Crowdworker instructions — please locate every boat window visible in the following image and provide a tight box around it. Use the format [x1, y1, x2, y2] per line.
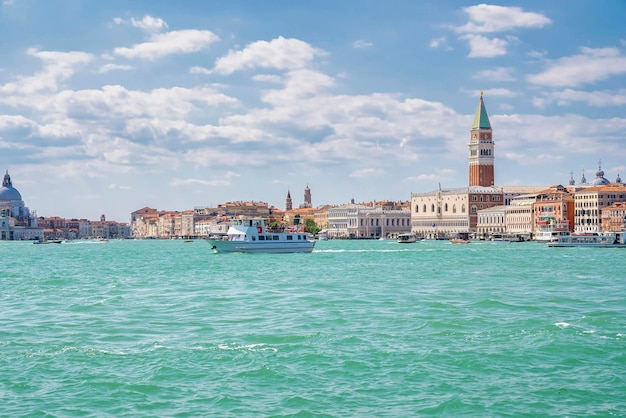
[273, 235, 279, 240]
[287, 235, 293, 240]
[259, 235, 265, 241]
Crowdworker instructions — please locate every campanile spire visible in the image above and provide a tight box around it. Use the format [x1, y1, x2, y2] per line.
[468, 93, 494, 187]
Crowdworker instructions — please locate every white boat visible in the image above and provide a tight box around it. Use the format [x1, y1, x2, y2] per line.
[397, 232, 418, 244]
[534, 229, 570, 242]
[450, 238, 470, 244]
[547, 232, 626, 248]
[207, 217, 316, 253]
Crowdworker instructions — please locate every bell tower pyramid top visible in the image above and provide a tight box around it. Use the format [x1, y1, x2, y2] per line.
[472, 91, 492, 130]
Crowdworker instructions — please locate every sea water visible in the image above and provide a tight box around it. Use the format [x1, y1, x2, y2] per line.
[1, 239, 625, 417]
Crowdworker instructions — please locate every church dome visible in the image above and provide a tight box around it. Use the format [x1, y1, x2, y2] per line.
[590, 161, 610, 186]
[0, 171, 22, 201]
[0, 187, 21, 201]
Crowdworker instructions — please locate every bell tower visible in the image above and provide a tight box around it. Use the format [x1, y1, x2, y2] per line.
[468, 92, 494, 187]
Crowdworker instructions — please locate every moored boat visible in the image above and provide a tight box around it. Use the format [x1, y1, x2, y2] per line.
[207, 217, 316, 253]
[547, 232, 626, 248]
[397, 232, 418, 244]
[450, 238, 470, 244]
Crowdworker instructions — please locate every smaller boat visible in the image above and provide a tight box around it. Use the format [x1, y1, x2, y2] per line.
[547, 232, 626, 248]
[397, 232, 418, 244]
[33, 238, 63, 244]
[450, 238, 470, 244]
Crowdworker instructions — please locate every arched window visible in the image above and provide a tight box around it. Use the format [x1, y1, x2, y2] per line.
[453, 204, 457, 213]
[423, 204, 427, 213]
[462, 204, 466, 213]
[445, 203, 448, 212]
[415, 205, 419, 213]
[431, 204, 435, 212]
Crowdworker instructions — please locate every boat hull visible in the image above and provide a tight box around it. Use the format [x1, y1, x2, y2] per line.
[207, 240, 315, 253]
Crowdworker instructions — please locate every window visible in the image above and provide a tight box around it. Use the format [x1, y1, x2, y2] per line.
[287, 235, 293, 240]
[431, 204, 435, 212]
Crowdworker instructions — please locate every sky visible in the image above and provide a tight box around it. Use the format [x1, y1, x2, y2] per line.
[1, 1, 626, 222]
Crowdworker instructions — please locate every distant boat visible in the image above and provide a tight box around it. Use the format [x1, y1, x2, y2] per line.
[33, 238, 63, 244]
[397, 233, 418, 244]
[450, 238, 470, 244]
[207, 217, 316, 253]
[547, 232, 626, 248]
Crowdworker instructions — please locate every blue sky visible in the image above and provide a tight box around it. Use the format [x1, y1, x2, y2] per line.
[1, 1, 625, 221]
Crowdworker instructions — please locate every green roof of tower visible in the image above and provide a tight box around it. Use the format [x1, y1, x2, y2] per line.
[472, 93, 491, 130]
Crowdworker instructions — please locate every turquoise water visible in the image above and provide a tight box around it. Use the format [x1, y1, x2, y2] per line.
[1, 239, 625, 416]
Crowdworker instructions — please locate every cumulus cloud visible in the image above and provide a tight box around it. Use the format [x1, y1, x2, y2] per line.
[349, 168, 385, 178]
[131, 16, 168, 33]
[449, 4, 550, 58]
[212, 36, 326, 75]
[98, 63, 133, 73]
[114, 29, 219, 60]
[0, 49, 93, 94]
[538, 89, 626, 107]
[454, 4, 551, 34]
[352, 40, 373, 49]
[527, 47, 626, 87]
[170, 177, 231, 187]
[460, 34, 509, 58]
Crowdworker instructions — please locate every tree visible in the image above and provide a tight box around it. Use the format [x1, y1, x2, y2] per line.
[304, 218, 320, 235]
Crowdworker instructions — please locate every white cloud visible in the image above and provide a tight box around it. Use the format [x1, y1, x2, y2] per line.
[352, 40, 373, 49]
[454, 4, 551, 34]
[527, 47, 626, 87]
[350, 168, 385, 178]
[108, 183, 132, 190]
[474, 67, 516, 82]
[212, 36, 326, 75]
[189, 66, 212, 75]
[429, 37, 451, 50]
[170, 177, 231, 187]
[131, 16, 168, 33]
[0, 49, 93, 94]
[449, 5, 550, 58]
[252, 74, 283, 84]
[540, 89, 626, 107]
[461, 34, 508, 58]
[98, 63, 133, 73]
[114, 29, 219, 60]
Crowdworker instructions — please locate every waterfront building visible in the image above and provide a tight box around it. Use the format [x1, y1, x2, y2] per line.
[476, 205, 506, 237]
[0, 170, 43, 240]
[574, 183, 626, 233]
[313, 205, 333, 230]
[533, 185, 575, 235]
[218, 201, 271, 217]
[505, 195, 535, 238]
[601, 202, 626, 232]
[327, 203, 410, 239]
